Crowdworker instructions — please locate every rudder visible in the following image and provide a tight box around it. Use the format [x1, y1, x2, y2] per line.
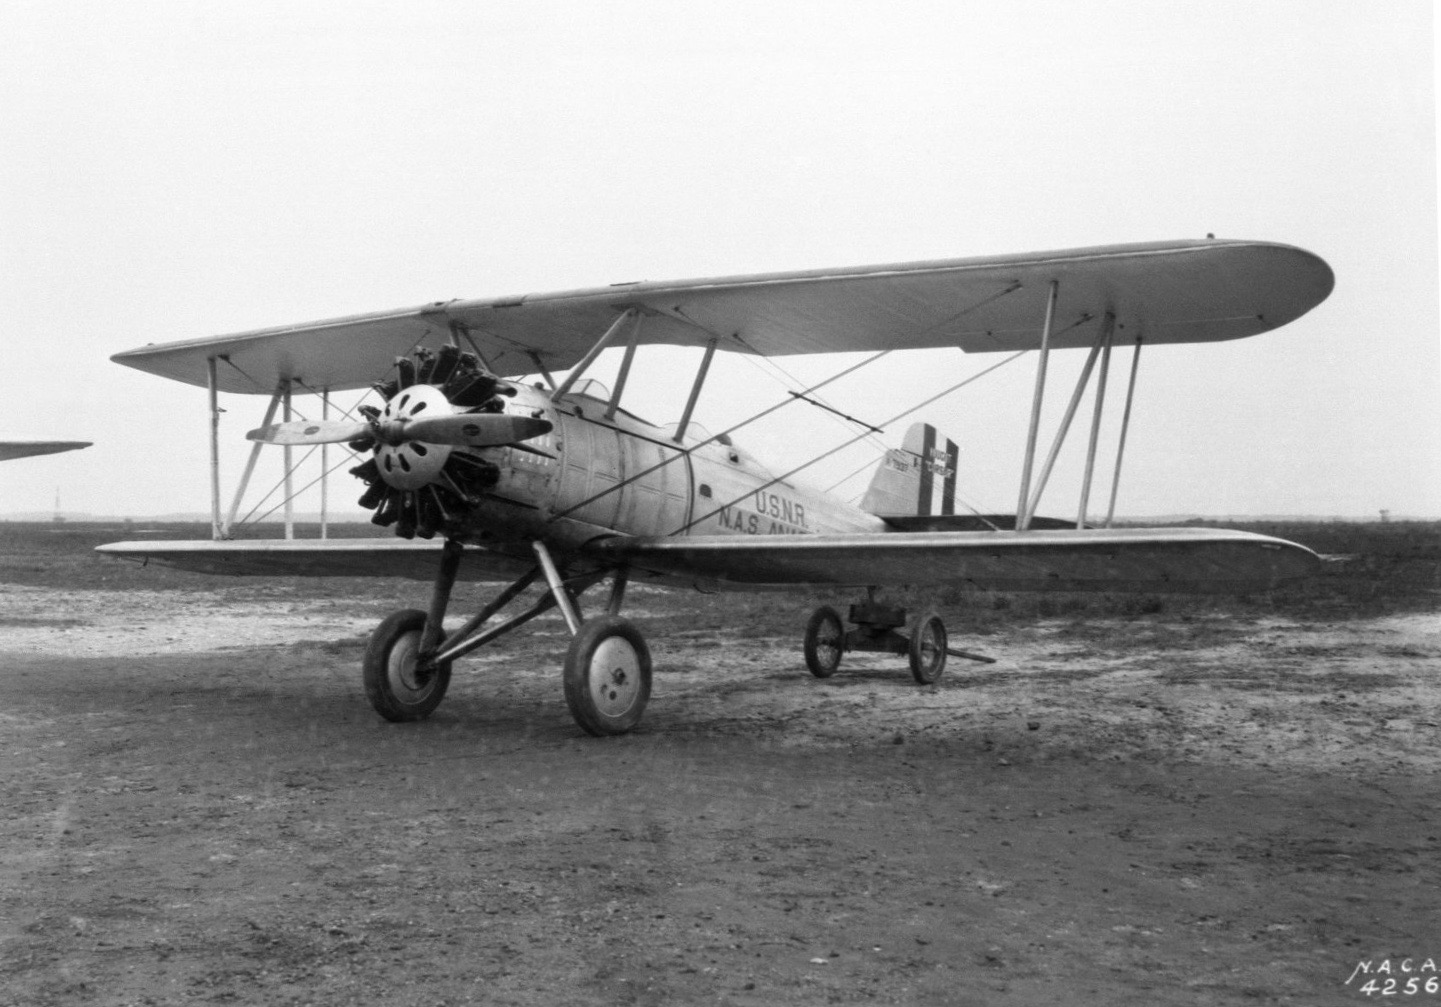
[860, 422, 959, 517]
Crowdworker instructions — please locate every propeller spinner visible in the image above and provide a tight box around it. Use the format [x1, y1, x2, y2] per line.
[370, 383, 457, 491]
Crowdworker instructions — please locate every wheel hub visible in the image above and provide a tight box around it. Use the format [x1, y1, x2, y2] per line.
[590, 637, 642, 716]
[387, 630, 436, 701]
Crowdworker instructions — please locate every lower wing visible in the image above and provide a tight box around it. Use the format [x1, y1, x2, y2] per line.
[96, 526, 1318, 593]
[587, 527, 1320, 593]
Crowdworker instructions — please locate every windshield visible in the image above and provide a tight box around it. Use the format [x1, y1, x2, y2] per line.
[568, 378, 611, 401]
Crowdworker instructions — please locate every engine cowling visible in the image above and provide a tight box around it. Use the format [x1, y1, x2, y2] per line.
[349, 345, 513, 539]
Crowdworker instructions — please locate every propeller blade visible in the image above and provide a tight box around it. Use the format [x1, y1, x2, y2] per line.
[403, 414, 553, 447]
[246, 420, 371, 445]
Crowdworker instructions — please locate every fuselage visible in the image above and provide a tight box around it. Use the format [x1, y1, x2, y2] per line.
[453, 382, 884, 556]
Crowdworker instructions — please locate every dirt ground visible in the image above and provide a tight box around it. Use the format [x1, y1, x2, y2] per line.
[2, 524, 1440, 1005]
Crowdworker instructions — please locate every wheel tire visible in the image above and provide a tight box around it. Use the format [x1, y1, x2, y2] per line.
[803, 605, 844, 678]
[908, 610, 948, 685]
[563, 615, 652, 737]
[362, 609, 452, 722]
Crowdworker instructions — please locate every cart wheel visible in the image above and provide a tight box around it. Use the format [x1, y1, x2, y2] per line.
[363, 608, 452, 721]
[908, 610, 947, 685]
[803, 606, 844, 678]
[563, 615, 652, 736]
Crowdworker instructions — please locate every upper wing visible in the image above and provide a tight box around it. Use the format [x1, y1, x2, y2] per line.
[95, 538, 534, 581]
[0, 439, 91, 461]
[585, 526, 1320, 593]
[111, 238, 1333, 394]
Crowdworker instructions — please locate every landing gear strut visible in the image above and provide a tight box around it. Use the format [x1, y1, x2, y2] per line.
[361, 538, 647, 736]
[802, 591, 995, 683]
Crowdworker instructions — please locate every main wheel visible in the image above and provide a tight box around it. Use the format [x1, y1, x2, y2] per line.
[803, 605, 844, 678]
[908, 610, 948, 685]
[563, 615, 652, 737]
[362, 609, 452, 721]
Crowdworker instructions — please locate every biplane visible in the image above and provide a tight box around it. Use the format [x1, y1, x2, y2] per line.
[0, 439, 91, 461]
[99, 238, 1333, 736]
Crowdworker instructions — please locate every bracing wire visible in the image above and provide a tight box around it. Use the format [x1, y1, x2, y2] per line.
[230, 384, 375, 530]
[548, 349, 892, 522]
[676, 350, 1027, 535]
[237, 442, 367, 528]
[736, 352, 891, 454]
[823, 453, 886, 495]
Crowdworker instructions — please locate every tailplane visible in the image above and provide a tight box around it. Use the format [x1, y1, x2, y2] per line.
[861, 422, 959, 518]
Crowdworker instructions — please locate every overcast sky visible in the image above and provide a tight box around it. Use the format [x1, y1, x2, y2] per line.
[1, 1, 1436, 522]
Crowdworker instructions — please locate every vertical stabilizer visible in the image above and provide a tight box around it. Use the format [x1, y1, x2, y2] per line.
[860, 422, 959, 517]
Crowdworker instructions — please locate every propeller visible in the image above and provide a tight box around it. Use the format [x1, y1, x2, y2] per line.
[397, 414, 551, 447]
[243, 344, 543, 540]
[246, 420, 368, 445]
[247, 413, 551, 448]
